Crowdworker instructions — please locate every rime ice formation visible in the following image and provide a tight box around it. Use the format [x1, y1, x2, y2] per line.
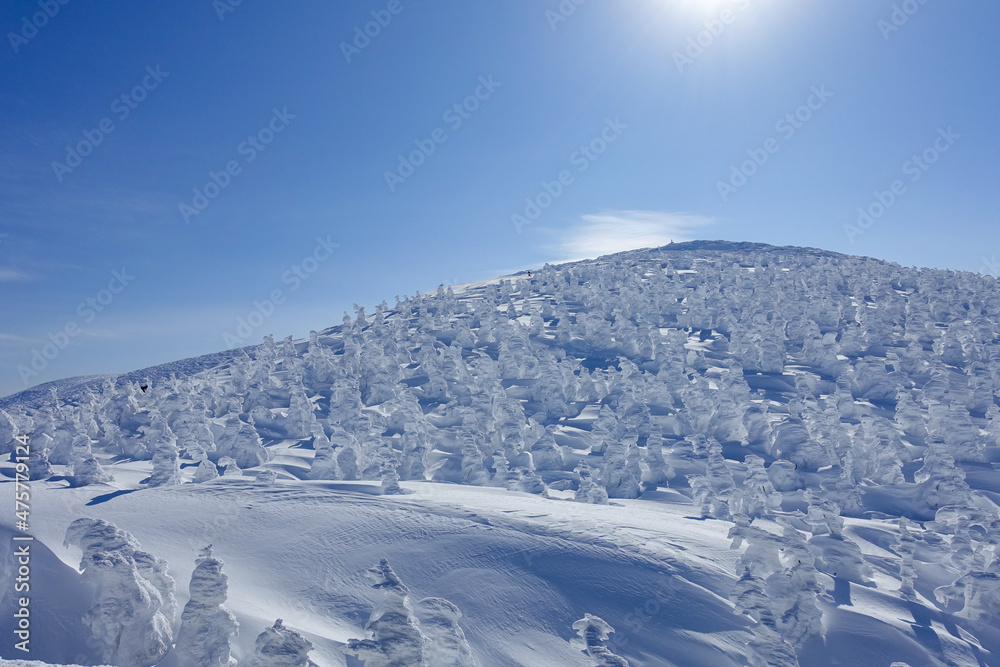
[249, 619, 313, 667]
[174, 546, 239, 667]
[412, 597, 478, 667]
[572, 614, 630, 667]
[343, 558, 476, 666]
[345, 558, 429, 666]
[5, 241, 1000, 666]
[63, 518, 174, 667]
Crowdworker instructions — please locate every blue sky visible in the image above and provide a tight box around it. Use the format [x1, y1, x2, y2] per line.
[1, 0, 997, 397]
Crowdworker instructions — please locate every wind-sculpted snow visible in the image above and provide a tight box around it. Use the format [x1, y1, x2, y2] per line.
[62, 519, 175, 666]
[174, 546, 239, 667]
[3, 241, 1000, 665]
[345, 557, 476, 667]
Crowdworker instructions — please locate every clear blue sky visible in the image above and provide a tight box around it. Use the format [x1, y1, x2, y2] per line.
[1, 0, 997, 397]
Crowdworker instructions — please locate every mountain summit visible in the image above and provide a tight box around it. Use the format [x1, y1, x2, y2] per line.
[3, 242, 999, 666]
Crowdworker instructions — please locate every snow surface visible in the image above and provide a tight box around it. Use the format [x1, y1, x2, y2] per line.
[2, 241, 1000, 666]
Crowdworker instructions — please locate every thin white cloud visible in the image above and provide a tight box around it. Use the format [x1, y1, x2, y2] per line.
[0, 333, 36, 343]
[549, 210, 714, 262]
[0, 268, 29, 281]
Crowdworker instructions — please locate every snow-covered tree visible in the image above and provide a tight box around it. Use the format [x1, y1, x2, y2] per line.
[193, 458, 220, 483]
[0, 408, 19, 455]
[174, 546, 239, 667]
[771, 522, 823, 647]
[249, 619, 314, 667]
[412, 597, 478, 667]
[641, 425, 671, 491]
[148, 427, 182, 487]
[345, 558, 428, 666]
[27, 443, 53, 481]
[601, 435, 642, 500]
[731, 567, 800, 667]
[894, 517, 918, 599]
[935, 572, 1000, 623]
[575, 461, 609, 504]
[63, 518, 174, 667]
[914, 436, 973, 510]
[307, 424, 341, 481]
[380, 453, 405, 495]
[734, 455, 780, 518]
[571, 614, 629, 667]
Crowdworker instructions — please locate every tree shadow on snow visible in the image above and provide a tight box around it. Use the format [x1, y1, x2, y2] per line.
[86, 488, 137, 505]
[903, 601, 945, 656]
[831, 577, 853, 606]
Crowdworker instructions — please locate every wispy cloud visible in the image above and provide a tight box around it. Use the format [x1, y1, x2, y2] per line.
[0, 268, 29, 281]
[0, 333, 36, 343]
[547, 210, 714, 262]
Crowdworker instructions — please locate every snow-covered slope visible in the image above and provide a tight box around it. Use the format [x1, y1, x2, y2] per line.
[2, 241, 999, 666]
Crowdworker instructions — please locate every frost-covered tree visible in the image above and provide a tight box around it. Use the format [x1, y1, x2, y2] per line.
[174, 546, 239, 667]
[641, 425, 671, 490]
[345, 558, 428, 666]
[307, 424, 340, 481]
[894, 517, 918, 599]
[771, 522, 823, 647]
[529, 425, 564, 472]
[171, 408, 216, 462]
[284, 386, 317, 439]
[413, 597, 478, 667]
[517, 467, 548, 496]
[218, 456, 241, 477]
[214, 414, 270, 471]
[734, 455, 780, 519]
[571, 614, 629, 667]
[601, 435, 642, 500]
[380, 453, 405, 495]
[914, 436, 973, 510]
[935, 571, 1000, 623]
[73, 453, 114, 486]
[731, 567, 800, 667]
[148, 426, 182, 488]
[250, 619, 314, 667]
[687, 474, 717, 519]
[80, 551, 173, 667]
[70, 432, 113, 486]
[461, 438, 490, 486]
[27, 443, 53, 481]
[399, 420, 430, 481]
[575, 461, 610, 504]
[64, 518, 174, 667]
[0, 408, 19, 455]
[704, 438, 736, 519]
[193, 458, 220, 483]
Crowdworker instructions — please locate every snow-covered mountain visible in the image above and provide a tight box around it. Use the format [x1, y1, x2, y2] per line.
[2, 240, 999, 667]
